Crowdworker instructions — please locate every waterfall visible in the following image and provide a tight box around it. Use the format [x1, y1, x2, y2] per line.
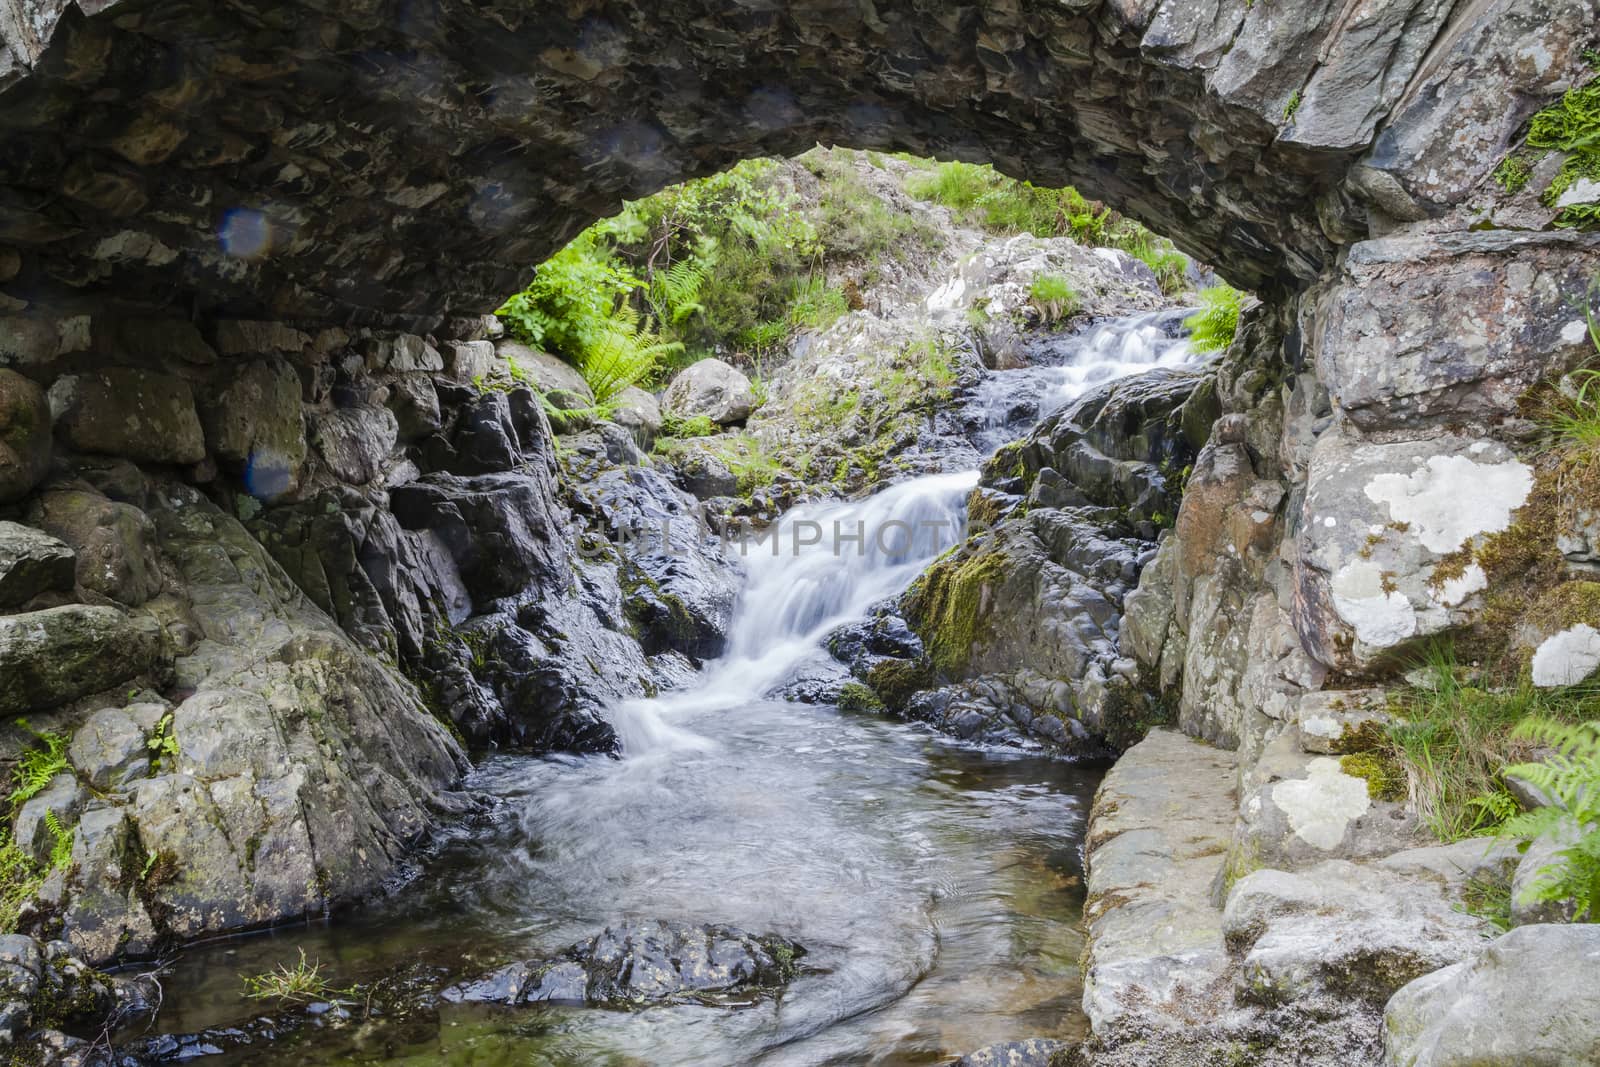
[611, 310, 1200, 752]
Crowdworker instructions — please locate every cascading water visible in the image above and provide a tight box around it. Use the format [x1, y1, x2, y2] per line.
[139, 311, 1203, 1067]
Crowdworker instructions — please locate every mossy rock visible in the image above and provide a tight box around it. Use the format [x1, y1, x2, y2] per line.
[901, 547, 1010, 677]
[863, 657, 932, 711]
[836, 683, 886, 715]
[1339, 751, 1406, 802]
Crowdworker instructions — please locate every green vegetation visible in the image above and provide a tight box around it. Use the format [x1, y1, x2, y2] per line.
[498, 151, 937, 402]
[1458, 870, 1516, 932]
[836, 683, 886, 715]
[2, 723, 79, 933]
[242, 948, 358, 1004]
[1493, 63, 1600, 228]
[1281, 90, 1302, 123]
[902, 548, 1010, 676]
[7, 723, 68, 805]
[1496, 719, 1600, 922]
[1028, 274, 1080, 325]
[1376, 643, 1599, 842]
[904, 160, 1191, 294]
[1184, 283, 1245, 354]
[659, 412, 718, 440]
[147, 714, 179, 771]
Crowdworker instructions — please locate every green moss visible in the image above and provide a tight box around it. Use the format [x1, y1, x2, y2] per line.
[1493, 71, 1600, 227]
[1281, 89, 1302, 123]
[863, 657, 933, 711]
[902, 548, 1010, 676]
[1340, 751, 1407, 802]
[836, 683, 886, 715]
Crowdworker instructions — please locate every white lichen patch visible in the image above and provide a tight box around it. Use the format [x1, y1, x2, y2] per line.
[1434, 563, 1487, 607]
[1562, 318, 1593, 345]
[1531, 624, 1600, 688]
[1331, 559, 1415, 647]
[1272, 758, 1371, 850]
[1364, 454, 1533, 554]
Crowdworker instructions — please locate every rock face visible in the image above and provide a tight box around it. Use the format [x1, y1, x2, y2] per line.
[441, 921, 803, 1008]
[662, 359, 758, 425]
[881, 362, 1209, 753]
[0, 521, 74, 608]
[1384, 925, 1600, 1067]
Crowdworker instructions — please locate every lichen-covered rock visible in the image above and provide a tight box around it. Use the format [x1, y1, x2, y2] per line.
[1230, 731, 1422, 871]
[57, 483, 468, 963]
[1317, 234, 1600, 432]
[662, 359, 757, 426]
[201, 357, 306, 498]
[1383, 924, 1600, 1067]
[53, 368, 206, 466]
[1295, 428, 1534, 675]
[950, 1039, 1068, 1067]
[0, 368, 51, 503]
[1223, 860, 1488, 1008]
[0, 604, 161, 716]
[29, 488, 164, 607]
[1080, 729, 1237, 1034]
[0, 935, 115, 1045]
[0, 520, 74, 609]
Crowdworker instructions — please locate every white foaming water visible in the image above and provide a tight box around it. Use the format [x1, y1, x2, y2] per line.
[613, 308, 1201, 754]
[969, 308, 1196, 448]
[610, 469, 977, 750]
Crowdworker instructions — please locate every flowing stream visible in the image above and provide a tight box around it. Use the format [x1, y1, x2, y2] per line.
[139, 312, 1198, 1066]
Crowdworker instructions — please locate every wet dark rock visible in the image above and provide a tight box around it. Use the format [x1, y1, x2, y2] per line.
[390, 473, 568, 607]
[0, 520, 75, 609]
[442, 921, 805, 1008]
[53, 370, 206, 467]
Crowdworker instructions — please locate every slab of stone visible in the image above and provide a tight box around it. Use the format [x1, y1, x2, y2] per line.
[0, 604, 160, 716]
[1384, 924, 1600, 1067]
[0, 521, 74, 608]
[1295, 688, 1391, 754]
[1080, 728, 1237, 1032]
[53, 367, 206, 465]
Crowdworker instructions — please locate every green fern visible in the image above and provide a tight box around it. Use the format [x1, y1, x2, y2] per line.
[1184, 284, 1245, 354]
[1497, 718, 1600, 921]
[8, 723, 70, 806]
[650, 255, 714, 326]
[44, 810, 74, 871]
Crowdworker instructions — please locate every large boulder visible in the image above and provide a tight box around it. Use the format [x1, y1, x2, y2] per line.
[52, 368, 206, 465]
[0, 369, 51, 503]
[56, 484, 468, 963]
[29, 489, 164, 607]
[610, 385, 662, 449]
[0, 605, 161, 716]
[201, 357, 306, 498]
[1384, 924, 1600, 1067]
[0, 521, 74, 609]
[662, 358, 757, 425]
[495, 340, 593, 408]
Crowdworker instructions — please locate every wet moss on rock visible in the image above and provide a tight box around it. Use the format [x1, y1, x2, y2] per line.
[836, 683, 886, 715]
[901, 547, 1010, 677]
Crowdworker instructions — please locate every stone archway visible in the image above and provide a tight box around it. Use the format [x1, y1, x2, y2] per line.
[1, 0, 1599, 1023]
[0, 0, 1586, 331]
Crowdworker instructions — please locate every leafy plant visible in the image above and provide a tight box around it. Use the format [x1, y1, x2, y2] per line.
[147, 714, 179, 771]
[44, 810, 73, 871]
[659, 412, 718, 440]
[1184, 284, 1245, 353]
[1495, 718, 1600, 921]
[242, 948, 358, 1004]
[8, 722, 69, 805]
